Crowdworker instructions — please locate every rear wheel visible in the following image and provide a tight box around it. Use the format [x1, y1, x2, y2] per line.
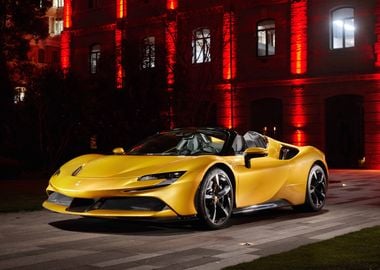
[196, 168, 234, 229]
[294, 164, 327, 212]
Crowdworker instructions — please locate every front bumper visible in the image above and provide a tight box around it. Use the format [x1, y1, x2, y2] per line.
[43, 200, 179, 219]
[43, 192, 179, 218]
[43, 171, 203, 218]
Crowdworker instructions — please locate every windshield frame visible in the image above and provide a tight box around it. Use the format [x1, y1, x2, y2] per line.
[126, 128, 234, 156]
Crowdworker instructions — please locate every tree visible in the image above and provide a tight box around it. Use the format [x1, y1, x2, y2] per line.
[0, 0, 49, 158]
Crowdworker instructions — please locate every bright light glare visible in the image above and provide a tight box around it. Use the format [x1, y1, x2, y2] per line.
[333, 20, 355, 31]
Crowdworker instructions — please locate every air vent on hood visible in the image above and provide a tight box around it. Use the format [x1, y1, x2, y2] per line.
[72, 166, 83, 176]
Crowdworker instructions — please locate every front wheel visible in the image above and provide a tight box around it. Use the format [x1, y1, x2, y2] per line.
[196, 168, 234, 229]
[294, 164, 327, 212]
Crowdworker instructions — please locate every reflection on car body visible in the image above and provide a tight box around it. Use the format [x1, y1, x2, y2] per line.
[43, 127, 328, 229]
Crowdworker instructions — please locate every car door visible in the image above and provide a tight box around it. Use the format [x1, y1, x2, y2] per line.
[235, 155, 290, 208]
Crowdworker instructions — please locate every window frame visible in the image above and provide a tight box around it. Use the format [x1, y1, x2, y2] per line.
[331, 7, 355, 50]
[256, 19, 276, 57]
[89, 44, 101, 74]
[14, 87, 27, 104]
[192, 27, 211, 64]
[54, 19, 63, 35]
[53, 0, 64, 8]
[141, 36, 156, 69]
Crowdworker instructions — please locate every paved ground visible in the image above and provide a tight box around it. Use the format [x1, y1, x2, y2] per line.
[0, 170, 380, 270]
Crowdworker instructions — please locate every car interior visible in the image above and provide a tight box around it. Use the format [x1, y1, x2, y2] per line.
[232, 131, 299, 160]
[232, 131, 268, 154]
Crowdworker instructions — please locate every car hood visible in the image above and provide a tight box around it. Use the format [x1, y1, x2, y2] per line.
[50, 154, 217, 194]
[62, 155, 204, 178]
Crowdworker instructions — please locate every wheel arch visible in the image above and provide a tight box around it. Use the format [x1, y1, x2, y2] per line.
[193, 162, 237, 212]
[193, 162, 236, 229]
[208, 163, 237, 208]
[313, 160, 329, 180]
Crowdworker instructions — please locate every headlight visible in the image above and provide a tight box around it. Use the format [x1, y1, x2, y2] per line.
[138, 171, 186, 185]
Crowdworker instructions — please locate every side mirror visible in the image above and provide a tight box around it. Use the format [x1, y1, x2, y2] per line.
[244, 147, 268, 168]
[113, 147, 125, 155]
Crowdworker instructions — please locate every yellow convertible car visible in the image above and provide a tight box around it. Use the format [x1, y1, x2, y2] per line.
[43, 127, 328, 229]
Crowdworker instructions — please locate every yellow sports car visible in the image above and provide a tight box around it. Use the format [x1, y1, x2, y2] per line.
[43, 127, 328, 229]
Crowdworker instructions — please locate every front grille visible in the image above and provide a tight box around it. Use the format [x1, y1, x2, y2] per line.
[68, 198, 96, 212]
[47, 192, 73, 206]
[98, 197, 166, 211]
[49, 193, 167, 213]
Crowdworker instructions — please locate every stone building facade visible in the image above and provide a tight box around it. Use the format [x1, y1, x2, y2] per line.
[60, 0, 380, 169]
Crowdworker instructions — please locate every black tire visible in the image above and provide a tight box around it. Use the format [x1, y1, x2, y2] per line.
[196, 168, 234, 229]
[294, 164, 327, 212]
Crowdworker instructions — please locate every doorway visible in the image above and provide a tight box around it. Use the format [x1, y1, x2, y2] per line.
[325, 95, 364, 168]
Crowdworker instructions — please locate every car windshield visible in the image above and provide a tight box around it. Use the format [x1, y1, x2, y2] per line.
[127, 129, 228, 156]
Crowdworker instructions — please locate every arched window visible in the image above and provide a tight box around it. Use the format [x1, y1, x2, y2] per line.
[257, 20, 275, 56]
[192, 28, 211, 64]
[331, 8, 355, 49]
[89, 44, 101, 74]
[141, 36, 156, 69]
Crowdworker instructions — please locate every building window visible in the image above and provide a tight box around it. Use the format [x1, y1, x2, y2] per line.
[89, 44, 101, 74]
[14, 87, 27, 104]
[54, 19, 63, 35]
[38, 49, 45, 63]
[49, 17, 63, 36]
[257, 20, 275, 56]
[141, 36, 155, 69]
[192, 28, 211, 64]
[53, 0, 64, 8]
[331, 8, 355, 49]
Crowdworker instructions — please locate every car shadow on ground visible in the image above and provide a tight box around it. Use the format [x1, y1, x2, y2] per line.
[48, 207, 329, 235]
[49, 217, 198, 236]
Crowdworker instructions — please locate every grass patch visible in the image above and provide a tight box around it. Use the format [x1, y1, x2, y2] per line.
[0, 179, 47, 212]
[225, 226, 380, 270]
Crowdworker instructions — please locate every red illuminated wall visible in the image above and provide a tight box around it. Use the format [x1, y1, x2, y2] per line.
[375, 3, 380, 68]
[220, 11, 237, 129]
[61, 0, 72, 72]
[291, 86, 307, 145]
[115, 0, 126, 89]
[166, 21, 177, 87]
[116, 0, 127, 19]
[63, 0, 72, 28]
[223, 12, 236, 81]
[219, 84, 233, 129]
[290, 0, 307, 75]
[167, 0, 178, 10]
[115, 29, 123, 89]
[60, 31, 71, 71]
[289, 0, 307, 144]
[165, 0, 178, 128]
[64, 0, 380, 169]
[371, 2, 380, 168]
[365, 86, 380, 169]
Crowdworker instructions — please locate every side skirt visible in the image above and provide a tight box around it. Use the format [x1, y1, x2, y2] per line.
[233, 199, 290, 215]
